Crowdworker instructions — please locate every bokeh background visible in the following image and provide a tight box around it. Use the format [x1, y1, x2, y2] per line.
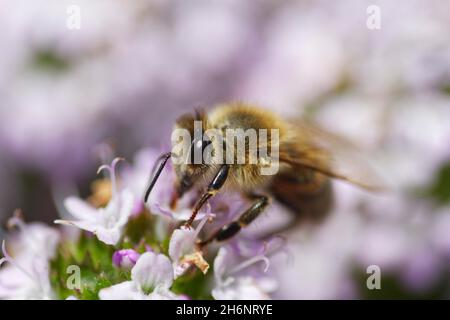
[1, 0, 450, 299]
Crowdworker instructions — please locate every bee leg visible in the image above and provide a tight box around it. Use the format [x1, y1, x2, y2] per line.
[185, 165, 229, 228]
[197, 194, 269, 248]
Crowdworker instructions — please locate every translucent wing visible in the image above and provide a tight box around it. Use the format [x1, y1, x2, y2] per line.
[280, 120, 386, 191]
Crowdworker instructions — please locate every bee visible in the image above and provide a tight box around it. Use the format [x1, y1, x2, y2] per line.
[144, 102, 384, 247]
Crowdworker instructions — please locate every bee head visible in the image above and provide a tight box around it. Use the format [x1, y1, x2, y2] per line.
[172, 109, 213, 197]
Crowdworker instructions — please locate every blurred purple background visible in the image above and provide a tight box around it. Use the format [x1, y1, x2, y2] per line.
[1, 0, 450, 299]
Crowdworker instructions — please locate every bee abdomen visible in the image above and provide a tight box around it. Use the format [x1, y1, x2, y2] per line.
[269, 169, 334, 223]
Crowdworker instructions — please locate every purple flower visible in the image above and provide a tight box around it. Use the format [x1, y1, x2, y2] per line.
[112, 249, 140, 270]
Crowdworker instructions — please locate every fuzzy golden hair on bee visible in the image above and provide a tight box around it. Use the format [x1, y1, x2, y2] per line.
[207, 102, 289, 137]
[174, 107, 208, 136]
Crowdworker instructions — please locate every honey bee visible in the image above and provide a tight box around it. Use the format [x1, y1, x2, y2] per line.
[144, 102, 384, 247]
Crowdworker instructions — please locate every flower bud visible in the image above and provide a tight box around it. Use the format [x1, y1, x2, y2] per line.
[112, 249, 140, 269]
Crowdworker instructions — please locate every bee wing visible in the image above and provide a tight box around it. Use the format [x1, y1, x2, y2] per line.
[279, 120, 386, 191]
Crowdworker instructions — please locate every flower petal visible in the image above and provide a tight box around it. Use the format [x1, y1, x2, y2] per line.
[212, 277, 271, 300]
[149, 203, 175, 219]
[116, 189, 136, 226]
[168, 228, 196, 263]
[149, 203, 213, 221]
[213, 247, 237, 282]
[131, 252, 174, 292]
[63, 197, 99, 221]
[53, 220, 121, 245]
[53, 219, 97, 234]
[173, 209, 214, 221]
[94, 226, 122, 245]
[99, 281, 140, 300]
[148, 287, 181, 300]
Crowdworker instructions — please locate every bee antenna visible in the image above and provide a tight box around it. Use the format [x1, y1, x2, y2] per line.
[144, 152, 172, 203]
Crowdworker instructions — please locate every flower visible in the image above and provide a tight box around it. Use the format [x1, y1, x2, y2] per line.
[99, 252, 181, 300]
[0, 217, 60, 300]
[112, 249, 140, 270]
[211, 240, 280, 300]
[0, 241, 53, 300]
[55, 158, 134, 245]
[6, 215, 60, 261]
[123, 148, 212, 222]
[122, 149, 217, 243]
[168, 208, 212, 278]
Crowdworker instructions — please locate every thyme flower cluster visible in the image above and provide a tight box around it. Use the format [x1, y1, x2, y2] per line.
[0, 149, 283, 300]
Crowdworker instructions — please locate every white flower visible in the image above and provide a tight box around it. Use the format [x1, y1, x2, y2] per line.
[0, 218, 60, 300]
[55, 158, 134, 245]
[168, 209, 211, 278]
[6, 216, 60, 261]
[211, 246, 277, 300]
[123, 148, 212, 222]
[99, 252, 181, 300]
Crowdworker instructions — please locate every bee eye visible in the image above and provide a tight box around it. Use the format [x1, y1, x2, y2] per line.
[190, 137, 212, 164]
[202, 139, 212, 150]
